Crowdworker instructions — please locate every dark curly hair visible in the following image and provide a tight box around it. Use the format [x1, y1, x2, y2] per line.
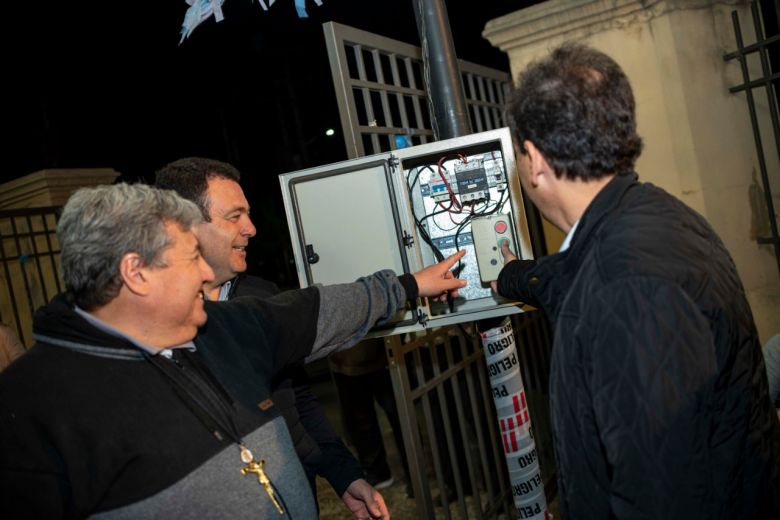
[155, 157, 241, 222]
[505, 43, 642, 180]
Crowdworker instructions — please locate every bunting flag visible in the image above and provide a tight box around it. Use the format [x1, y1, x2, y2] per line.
[180, 0, 225, 43]
[256, 0, 323, 18]
[180, 0, 325, 43]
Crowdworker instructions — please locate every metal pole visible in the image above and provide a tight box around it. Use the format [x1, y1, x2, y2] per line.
[413, 0, 471, 139]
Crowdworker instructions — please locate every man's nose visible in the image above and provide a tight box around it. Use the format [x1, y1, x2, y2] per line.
[242, 215, 257, 238]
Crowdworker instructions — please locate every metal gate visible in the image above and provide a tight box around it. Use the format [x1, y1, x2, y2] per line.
[725, 0, 780, 276]
[323, 21, 512, 159]
[385, 312, 554, 519]
[0, 207, 63, 348]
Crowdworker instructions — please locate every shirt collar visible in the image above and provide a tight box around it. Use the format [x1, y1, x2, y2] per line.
[217, 280, 232, 302]
[74, 306, 196, 357]
[559, 219, 580, 253]
[203, 279, 232, 303]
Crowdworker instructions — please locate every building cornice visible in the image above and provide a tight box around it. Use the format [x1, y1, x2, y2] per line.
[483, 0, 747, 51]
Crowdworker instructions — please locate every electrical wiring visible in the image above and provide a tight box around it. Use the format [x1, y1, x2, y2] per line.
[409, 165, 435, 192]
[436, 154, 466, 211]
[432, 214, 460, 233]
[406, 152, 510, 281]
[406, 168, 454, 263]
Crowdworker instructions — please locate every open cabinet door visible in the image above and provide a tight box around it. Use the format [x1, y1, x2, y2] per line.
[281, 154, 420, 330]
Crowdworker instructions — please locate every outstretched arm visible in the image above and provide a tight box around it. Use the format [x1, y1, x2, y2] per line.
[305, 251, 467, 362]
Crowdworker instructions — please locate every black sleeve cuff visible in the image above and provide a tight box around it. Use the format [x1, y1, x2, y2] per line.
[314, 440, 365, 497]
[398, 273, 419, 303]
[497, 259, 536, 299]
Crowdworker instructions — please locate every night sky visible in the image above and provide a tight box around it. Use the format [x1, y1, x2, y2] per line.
[5, 0, 536, 285]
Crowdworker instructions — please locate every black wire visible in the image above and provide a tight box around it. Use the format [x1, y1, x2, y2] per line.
[415, 213, 446, 262]
[407, 168, 453, 263]
[469, 199, 489, 215]
[453, 215, 472, 271]
[407, 164, 508, 275]
[431, 211, 462, 233]
[422, 203, 460, 259]
[482, 190, 508, 216]
[410, 164, 436, 192]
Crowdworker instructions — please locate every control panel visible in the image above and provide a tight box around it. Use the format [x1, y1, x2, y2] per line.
[405, 150, 516, 301]
[471, 215, 514, 282]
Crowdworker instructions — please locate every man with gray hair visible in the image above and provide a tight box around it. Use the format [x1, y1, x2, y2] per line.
[0, 182, 465, 518]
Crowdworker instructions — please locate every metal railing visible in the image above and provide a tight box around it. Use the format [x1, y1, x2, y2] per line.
[724, 0, 780, 276]
[0, 207, 63, 347]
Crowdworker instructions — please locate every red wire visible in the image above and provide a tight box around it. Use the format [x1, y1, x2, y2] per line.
[436, 154, 468, 212]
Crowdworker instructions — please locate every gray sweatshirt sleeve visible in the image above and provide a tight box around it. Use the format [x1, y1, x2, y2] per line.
[305, 270, 406, 362]
[765, 333, 780, 404]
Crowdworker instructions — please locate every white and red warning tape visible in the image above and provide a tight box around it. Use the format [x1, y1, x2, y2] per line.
[481, 319, 550, 520]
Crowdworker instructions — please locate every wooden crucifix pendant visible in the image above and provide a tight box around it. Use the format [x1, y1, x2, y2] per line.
[239, 446, 285, 515]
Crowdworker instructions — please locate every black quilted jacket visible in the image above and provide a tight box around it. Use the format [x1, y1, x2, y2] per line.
[498, 173, 780, 518]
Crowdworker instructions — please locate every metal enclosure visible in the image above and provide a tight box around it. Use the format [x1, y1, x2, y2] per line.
[280, 128, 533, 337]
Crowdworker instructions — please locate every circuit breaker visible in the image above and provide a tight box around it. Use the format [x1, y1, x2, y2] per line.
[279, 128, 535, 337]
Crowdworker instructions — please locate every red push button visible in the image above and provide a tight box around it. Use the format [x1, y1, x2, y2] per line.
[494, 221, 507, 234]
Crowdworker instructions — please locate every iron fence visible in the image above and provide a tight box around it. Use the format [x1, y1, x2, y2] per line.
[386, 310, 554, 519]
[0, 206, 63, 347]
[724, 0, 780, 276]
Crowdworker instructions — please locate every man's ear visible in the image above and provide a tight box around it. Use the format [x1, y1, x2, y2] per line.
[524, 140, 553, 187]
[119, 253, 152, 296]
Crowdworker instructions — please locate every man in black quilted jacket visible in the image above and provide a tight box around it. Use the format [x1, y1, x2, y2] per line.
[495, 43, 780, 518]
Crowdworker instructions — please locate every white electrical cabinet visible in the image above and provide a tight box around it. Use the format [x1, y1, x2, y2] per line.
[279, 128, 534, 337]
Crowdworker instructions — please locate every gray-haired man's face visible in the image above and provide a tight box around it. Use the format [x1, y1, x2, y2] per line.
[142, 222, 214, 346]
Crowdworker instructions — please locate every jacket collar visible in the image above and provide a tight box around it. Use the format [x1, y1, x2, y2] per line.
[528, 172, 639, 317]
[565, 172, 638, 259]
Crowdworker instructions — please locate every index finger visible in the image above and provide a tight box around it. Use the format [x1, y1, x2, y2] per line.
[440, 250, 466, 271]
